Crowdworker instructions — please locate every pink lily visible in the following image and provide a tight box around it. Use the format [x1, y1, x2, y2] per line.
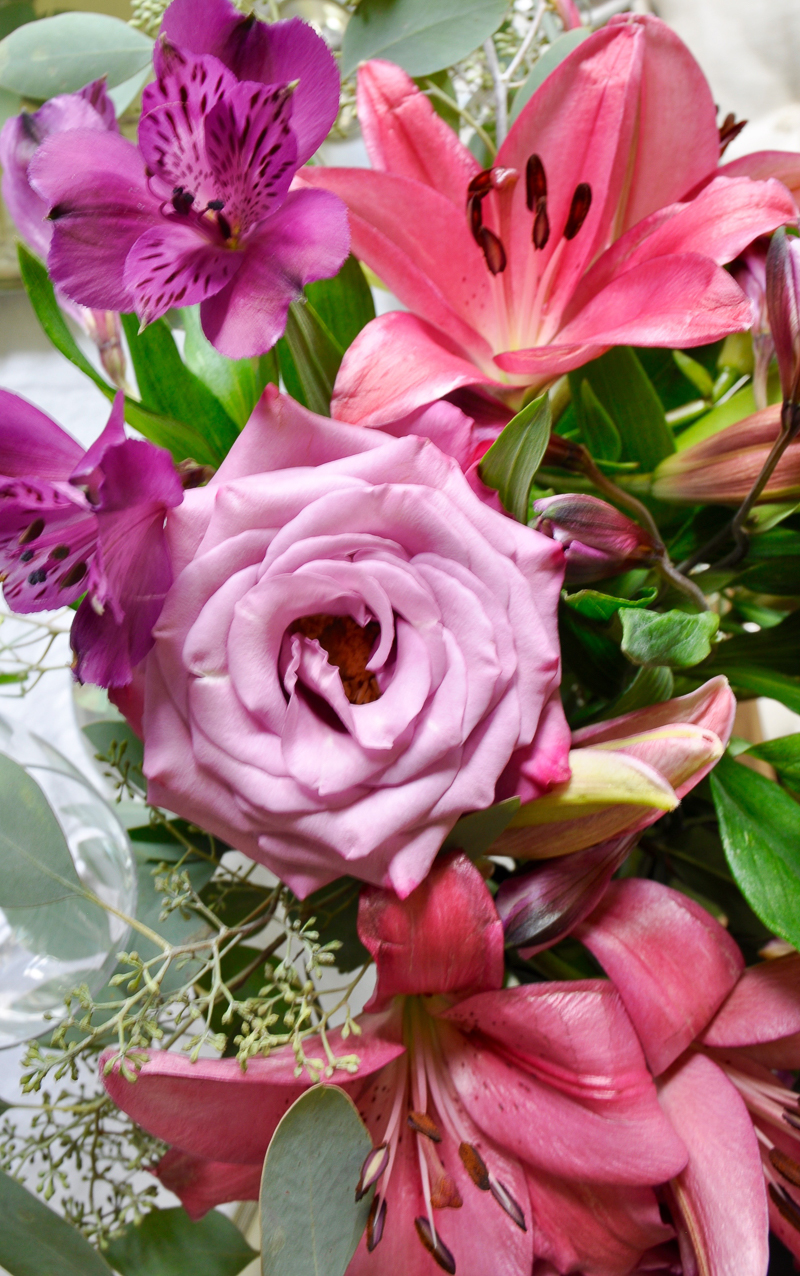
[302, 16, 796, 430]
[494, 678, 735, 955]
[103, 853, 687, 1275]
[578, 876, 800, 1274]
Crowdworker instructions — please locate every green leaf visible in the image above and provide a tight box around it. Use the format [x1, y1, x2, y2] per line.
[443, 796, 521, 857]
[703, 610, 800, 677]
[577, 380, 621, 462]
[509, 27, 591, 124]
[672, 350, 714, 400]
[181, 305, 277, 430]
[0, 753, 82, 906]
[260, 1085, 373, 1276]
[595, 664, 675, 720]
[18, 245, 216, 463]
[620, 608, 719, 668]
[747, 733, 800, 786]
[559, 603, 629, 702]
[479, 393, 551, 522]
[563, 585, 657, 624]
[278, 300, 343, 417]
[106, 1207, 256, 1276]
[711, 754, 800, 948]
[570, 347, 675, 470]
[306, 255, 376, 355]
[0, 12, 153, 98]
[0, 1168, 114, 1276]
[120, 313, 239, 462]
[342, 0, 509, 78]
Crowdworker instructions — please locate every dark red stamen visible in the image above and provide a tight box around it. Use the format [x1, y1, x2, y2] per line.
[467, 194, 483, 240]
[415, 1217, 456, 1273]
[525, 154, 547, 211]
[564, 182, 592, 240]
[718, 111, 747, 155]
[467, 169, 495, 199]
[217, 212, 233, 240]
[366, 1197, 386, 1251]
[769, 1183, 800, 1235]
[478, 227, 506, 275]
[532, 202, 550, 250]
[770, 1147, 800, 1188]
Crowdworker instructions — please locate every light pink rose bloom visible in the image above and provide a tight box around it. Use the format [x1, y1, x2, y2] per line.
[141, 388, 568, 897]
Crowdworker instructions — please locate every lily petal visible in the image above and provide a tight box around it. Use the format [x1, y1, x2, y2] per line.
[577, 879, 744, 1074]
[154, 1147, 261, 1218]
[360, 851, 504, 1011]
[701, 954, 800, 1052]
[657, 1052, 769, 1276]
[572, 677, 736, 761]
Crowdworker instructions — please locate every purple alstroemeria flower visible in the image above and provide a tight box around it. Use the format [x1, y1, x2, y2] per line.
[28, 0, 349, 359]
[0, 79, 127, 388]
[0, 391, 183, 687]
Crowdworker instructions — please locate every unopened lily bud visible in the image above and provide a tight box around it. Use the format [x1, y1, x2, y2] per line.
[497, 678, 735, 860]
[731, 240, 772, 409]
[82, 309, 127, 390]
[766, 228, 800, 423]
[532, 493, 658, 584]
[652, 404, 800, 504]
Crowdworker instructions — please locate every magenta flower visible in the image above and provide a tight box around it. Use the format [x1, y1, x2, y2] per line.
[0, 391, 183, 686]
[302, 17, 795, 428]
[28, 0, 349, 358]
[135, 386, 568, 899]
[0, 79, 127, 387]
[578, 877, 800, 1274]
[103, 853, 688, 1274]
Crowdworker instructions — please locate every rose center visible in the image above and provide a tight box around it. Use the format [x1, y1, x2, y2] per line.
[292, 613, 382, 705]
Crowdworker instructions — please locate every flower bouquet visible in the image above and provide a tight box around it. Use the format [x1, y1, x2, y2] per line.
[0, 0, 799, 1273]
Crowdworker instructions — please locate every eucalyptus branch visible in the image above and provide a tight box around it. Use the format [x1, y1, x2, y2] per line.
[483, 37, 508, 146]
[504, 1, 548, 83]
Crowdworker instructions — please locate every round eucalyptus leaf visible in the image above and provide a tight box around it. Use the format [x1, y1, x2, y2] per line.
[342, 0, 509, 79]
[0, 12, 153, 99]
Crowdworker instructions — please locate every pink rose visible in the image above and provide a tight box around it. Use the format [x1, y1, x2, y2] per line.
[141, 388, 568, 897]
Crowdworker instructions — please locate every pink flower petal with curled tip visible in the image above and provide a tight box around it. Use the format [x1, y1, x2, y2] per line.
[161, 0, 340, 163]
[657, 1053, 769, 1276]
[198, 187, 349, 359]
[720, 150, 800, 210]
[572, 676, 736, 760]
[0, 389, 83, 479]
[357, 60, 480, 208]
[359, 851, 504, 1011]
[100, 1021, 405, 1165]
[577, 879, 744, 1075]
[30, 129, 160, 312]
[701, 954, 800, 1051]
[154, 1148, 261, 1219]
[442, 981, 688, 1185]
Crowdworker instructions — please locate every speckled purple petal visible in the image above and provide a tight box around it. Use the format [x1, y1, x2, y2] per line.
[0, 478, 97, 612]
[124, 220, 242, 326]
[203, 79, 297, 231]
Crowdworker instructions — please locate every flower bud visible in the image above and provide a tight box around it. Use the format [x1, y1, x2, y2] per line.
[532, 493, 658, 584]
[766, 228, 800, 415]
[651, 405, 800, 504]
[731, 240, 772, 410]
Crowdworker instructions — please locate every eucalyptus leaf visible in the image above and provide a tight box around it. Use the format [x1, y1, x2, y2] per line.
[620, 608, 719, 669]
[0, 1168, 114, 1276]
[260, 1085, 373, 1276]
[443, 797, 521, 857]
[106, 1207, 256, 1276]
[107, 63, 152, 115]
[509, 27, 591, 124]
[479, 393, 551, 522]
[342, 0, 509, 78]
[0, 753, 81, 906]
[0, 13, 153, 98]
[711, 755, 800, 949]
[570, 347, 675, 470]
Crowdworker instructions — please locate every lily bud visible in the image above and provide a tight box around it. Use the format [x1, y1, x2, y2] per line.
[532, 493, 658, 584]
[731, 240, 772, 410]
[651, 405, 800, 504]
[766, 228, 800, 422]
[497, 678, 734, 860]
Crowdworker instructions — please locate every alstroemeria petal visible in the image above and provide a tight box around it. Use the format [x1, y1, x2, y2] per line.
[161, 0, 339, 163]
[154, 1147, 261, 1219]
[577, 879, 744, 1075]
[101, 1025, 404, 1164]
[357, 59, 480, 208]
[140, 46, 236, 202]
[199, 187, 349, 359]
[124, 221, 241, 326]
[0, 481, 96, 612]
[30, 128, 160, 311]
[701, 954, 800, 1051]
[360, 851, 504, 1011]
[0, 388, 83, 479]
[203, 79, 297, 230]
[332, 312, 503, 428]
[443, 981, 688, 1185]
[572, 677, 735, 759]
[657, 1053, 769, 1276]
